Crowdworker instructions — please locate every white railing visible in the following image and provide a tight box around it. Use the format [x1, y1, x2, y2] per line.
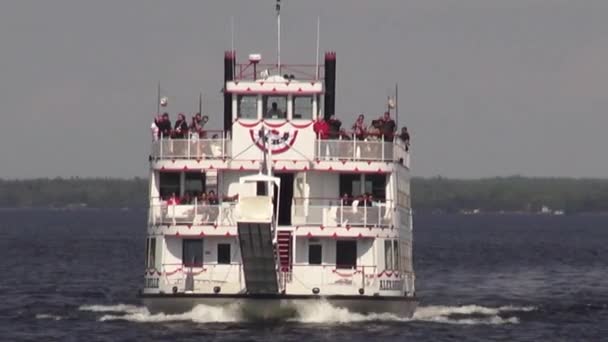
[159, 263, 243, 293]
[151, 135, 231, 160]
[149, 201, 236, 226]
[315, 135, 409, 163]
[291, 198, 393, 227]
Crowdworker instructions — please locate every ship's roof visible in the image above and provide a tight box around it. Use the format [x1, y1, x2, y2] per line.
[226, 74, 323, 95]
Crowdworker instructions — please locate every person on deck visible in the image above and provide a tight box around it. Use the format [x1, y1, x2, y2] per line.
[159, 113, 172, 138]
[313, 117, 330, 139]
[352, 114, 367, 140]
[381, 111, 396, 142]
[266, 102, 283, 118]
[167, 193, 180, 205]
[327, 115, 342, 139]
[399, 126, 410, 151]
[173, 113, 188, 139]
[189, 114, 202, 139]
[151, 114, 161, 141]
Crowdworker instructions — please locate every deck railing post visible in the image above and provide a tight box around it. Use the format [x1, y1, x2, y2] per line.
[364, 204, 367, 227]
[222, 132, 226, 158]
[172, 204, 176, 226]
[194, 197, 198, 224]
[160, 136, 164, 159]
[340, 200, 344, 226]
[187, 137, 191, 159]
[381, 135, 385, 161]
[352, 134, 356, 160]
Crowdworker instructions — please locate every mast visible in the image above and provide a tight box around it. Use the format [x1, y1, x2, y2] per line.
[276, 0, 281, 74]
[156, 81, 161, 114]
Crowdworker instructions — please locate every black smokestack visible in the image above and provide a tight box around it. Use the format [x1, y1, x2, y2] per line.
[324, 52, 336, 120]
[224, 51, 235, 132]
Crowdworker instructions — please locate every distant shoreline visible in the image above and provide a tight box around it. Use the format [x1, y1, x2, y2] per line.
[1, 177, 607, 214]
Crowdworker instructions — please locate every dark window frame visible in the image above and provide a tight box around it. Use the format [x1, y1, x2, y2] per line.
[182, 239, 204, 267]
[217, 243, 231, 264]
[335, 240, 357, 269]
[308, 243, 322, 265]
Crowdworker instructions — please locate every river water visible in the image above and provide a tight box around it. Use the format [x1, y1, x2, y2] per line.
[0, 209, 606, 341]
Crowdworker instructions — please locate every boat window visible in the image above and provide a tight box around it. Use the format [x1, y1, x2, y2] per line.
[185, 172, 206, 198]
[263, 95, 287, 119]
[393, 240, 399, 271]
[183, 239, 204, 267]
[336, 240, 357, 269]
[145, 238, 149, 267]
[217, 243, 231, 264]
[308, 243, 322, 265]
[384, 239, 393, 270]
[148, 238, 157, 269]
[293, 96, 313, 120]
[237, 95, 258, 119]
[159, 172, 180, 199]
[364, 174, 387, 201]
[339, 174, 362, 198]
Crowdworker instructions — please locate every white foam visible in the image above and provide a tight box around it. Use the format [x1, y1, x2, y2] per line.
[35, 313, 63, 321]
[81, 304, 240, 323]
[82, 302, 535, 325]
[412, 305, 536, 325]
[79, 304, 141, 314]
[291, 301, 407, 323]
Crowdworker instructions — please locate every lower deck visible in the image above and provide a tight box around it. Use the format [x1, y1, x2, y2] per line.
[143, 230, 415, 298]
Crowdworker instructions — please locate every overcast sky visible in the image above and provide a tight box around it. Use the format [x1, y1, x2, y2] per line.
[1, 0, 607, 179]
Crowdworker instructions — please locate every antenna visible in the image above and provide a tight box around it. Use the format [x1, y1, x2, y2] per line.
[156, 81, 161, 114]
[315, 16, 320, 80]
[276, 0, 281, 74]
[230, 16, 235, 54]
[395, 83, 399, 128]
[199, 92, 203, 115]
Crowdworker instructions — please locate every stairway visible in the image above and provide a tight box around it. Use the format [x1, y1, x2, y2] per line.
[237, 222, 279, 294]
[276, 230, 293, 291]
[276, 231, 292, 272]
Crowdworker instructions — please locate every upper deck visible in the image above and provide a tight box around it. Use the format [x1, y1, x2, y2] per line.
[151, 131, 409, 170]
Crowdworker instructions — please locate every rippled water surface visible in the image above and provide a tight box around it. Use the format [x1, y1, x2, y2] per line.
[0, 210, 606, 341]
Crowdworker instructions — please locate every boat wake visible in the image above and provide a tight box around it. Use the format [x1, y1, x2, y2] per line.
[79, 302, 535, 325]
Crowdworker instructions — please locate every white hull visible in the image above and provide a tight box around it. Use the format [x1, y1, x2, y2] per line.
[141, 294, 418, 319]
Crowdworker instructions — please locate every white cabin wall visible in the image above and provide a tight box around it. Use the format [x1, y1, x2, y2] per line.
[295, 237, 307, 264]
[358, 239, 374, 267]
[221, 171, 257, 198]
[204, 236, 241, 264]
[307, 171, 339, 200]
[164, 237, 182, 267]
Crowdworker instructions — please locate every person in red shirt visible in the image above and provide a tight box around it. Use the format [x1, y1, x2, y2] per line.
[167, 193, 180, 205]
[313, 117, 329, 139]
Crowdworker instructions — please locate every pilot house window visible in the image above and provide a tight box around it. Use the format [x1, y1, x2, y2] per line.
[263, 95, 287, 119]
[237, 95, 257, 119]
[293, 96, 313, 119]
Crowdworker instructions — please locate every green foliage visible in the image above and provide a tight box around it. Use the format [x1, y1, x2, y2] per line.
[0, 178, 148, 208]
[411, 176, 608, 213]
[1, 177, 607, 213]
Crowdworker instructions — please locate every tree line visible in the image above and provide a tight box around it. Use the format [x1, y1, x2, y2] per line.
[1, 176, 607, 213]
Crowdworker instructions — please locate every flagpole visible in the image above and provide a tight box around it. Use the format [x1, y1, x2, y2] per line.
[157, 81, 161, 114]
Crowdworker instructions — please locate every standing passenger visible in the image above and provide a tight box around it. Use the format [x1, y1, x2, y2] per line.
[173, 113, 188, 139]
[352, 114, 367, 140]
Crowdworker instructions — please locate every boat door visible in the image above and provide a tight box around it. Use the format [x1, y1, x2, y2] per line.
[274, 173, 294, 226]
